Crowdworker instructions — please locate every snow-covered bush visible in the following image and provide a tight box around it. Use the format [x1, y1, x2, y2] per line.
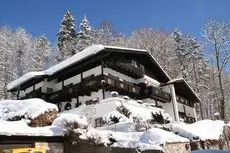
[80, 129, 111, 146]
[52, 113, 88, 129]
[116, 104, 131, 118]
[29, 110, 58, 127]
[0, 98, 58, 127]
[53, 113, 88, 143]
[133, 116, 149, 132]
[122, 96, 130, 100]
[103, 111, 130, 124]
[111, 91, 118, 97]
[150, 111, 171, 124]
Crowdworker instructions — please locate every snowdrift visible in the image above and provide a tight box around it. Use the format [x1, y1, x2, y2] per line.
[170, 120, 225, 141]
[0, 98, 58, 127]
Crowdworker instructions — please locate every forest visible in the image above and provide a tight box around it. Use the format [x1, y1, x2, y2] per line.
[1, 11, 230, 121]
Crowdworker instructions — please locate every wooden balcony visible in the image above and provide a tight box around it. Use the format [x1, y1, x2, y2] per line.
[141, 86, 171, 102]
[106, 62, 144, 79]
[103, 74, 141, 97]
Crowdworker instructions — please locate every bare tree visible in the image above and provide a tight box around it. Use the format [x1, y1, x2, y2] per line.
[203, 18, 230, 120]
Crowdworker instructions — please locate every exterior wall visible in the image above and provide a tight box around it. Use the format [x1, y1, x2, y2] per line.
[104, 67, 136, 83]
[83, 65, 101, 78]
[79, 90, 104, 105]
[25, 65, 102, 94]
[184, 105, 196, 118]
[63, 74, 81, 86]
[25, 86, 34, 93]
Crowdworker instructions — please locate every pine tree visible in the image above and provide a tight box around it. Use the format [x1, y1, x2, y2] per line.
[76, 15, 93, 52]
[172, 28, 194, 79]
[57, 10, 76, 62]
[32, 35, 51, 71]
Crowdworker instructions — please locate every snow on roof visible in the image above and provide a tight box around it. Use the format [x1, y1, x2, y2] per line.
[7, 44, 170, 91]
[104, 45, 147, 52]
[7, 71, 46, 91]
[0, 120, 63, 136]
[166, 78, 201, 102]
[45, 45, 105, 75]
[0, 98, 58, 120]
[7, 45, 104, 91]
[170, 120, 225, 141]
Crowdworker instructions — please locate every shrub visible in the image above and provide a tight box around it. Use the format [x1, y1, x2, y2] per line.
[29, 110, 58, 127]
[116, 104, 131, 118]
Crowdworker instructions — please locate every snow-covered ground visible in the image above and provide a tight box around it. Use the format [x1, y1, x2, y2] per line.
[0, 98, 227, 151]
[0, 119, 62, 136]
[65, 97, 172, 125]
[169, 120, 225, 141]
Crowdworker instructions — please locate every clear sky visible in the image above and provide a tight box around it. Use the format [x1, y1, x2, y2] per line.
[0, 0, 229, 44]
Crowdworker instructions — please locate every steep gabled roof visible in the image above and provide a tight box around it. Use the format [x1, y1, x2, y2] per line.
[7, 45, 171, 91]
[166, 78, 201, 103]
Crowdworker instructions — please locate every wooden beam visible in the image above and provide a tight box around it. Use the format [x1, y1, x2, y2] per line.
[101, 60, 105, 99]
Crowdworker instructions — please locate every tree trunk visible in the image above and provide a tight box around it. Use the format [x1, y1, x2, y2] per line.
[215, 42, 226, 120]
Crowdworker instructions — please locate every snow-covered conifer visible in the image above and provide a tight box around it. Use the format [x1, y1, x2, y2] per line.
[76, 15, 93, 52]
[57, 10, 77, 62]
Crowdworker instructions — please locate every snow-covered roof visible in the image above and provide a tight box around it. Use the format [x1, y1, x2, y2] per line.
[7, 45, 170, 91]
[166, 78, 201, 102]
[7, 72, 47, 92]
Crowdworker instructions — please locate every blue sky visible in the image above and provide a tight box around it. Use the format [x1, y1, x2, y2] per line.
[0, 0, 229, 44]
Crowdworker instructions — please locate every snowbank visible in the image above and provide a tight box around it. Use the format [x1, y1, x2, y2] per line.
[170, 120, 225, 141]
[140, 128, 189, 146]
[52, 113, 88, 129]
[80, 129, 163, 151]
[113, 98, 171, 121]
[0, 120, 63, 136]
[0, 98, 58, 120]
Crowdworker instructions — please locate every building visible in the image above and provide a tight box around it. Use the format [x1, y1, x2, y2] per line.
[7, 45, 200, 123]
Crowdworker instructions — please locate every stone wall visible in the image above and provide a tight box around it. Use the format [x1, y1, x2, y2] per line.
[164, 142, 190, 153]
[35, 142, 64, 153]
[34, 141, 230, 153]
[65, 142, 163, 153]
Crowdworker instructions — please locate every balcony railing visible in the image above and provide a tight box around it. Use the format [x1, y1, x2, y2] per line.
[141, 86, 171, 102]
[105, 61, 144, 79]
[103, 74, 141, 96]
